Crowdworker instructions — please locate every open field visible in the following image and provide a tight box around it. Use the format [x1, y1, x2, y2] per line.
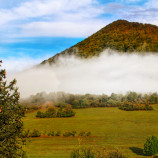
[23, 104, 158, 158]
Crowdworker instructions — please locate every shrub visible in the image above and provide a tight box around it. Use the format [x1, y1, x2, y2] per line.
[78, 131, 85, 137]
[63, 132, 72, 137]
[63, 131, 77, 137]
[20, 130, 30, 138]
[36, 105, 75, 118]
[48, 131, 55, 136]
[95, 149, 127, 158]
[36, 111, 46, 118]
[57, 104, 75, 117]
[86, 132, 91, 136]
[143, 136, 158, 156]
[119, 102, 153, 111]
[71, 131, 77, 137]
[70, 148, 127, 158]
[70, 147, 95, 158]
[45, 107, 57, 118]
[106, 149, 127, 158]
[30, 129, 41, 137]
[55, 131, 61, 136]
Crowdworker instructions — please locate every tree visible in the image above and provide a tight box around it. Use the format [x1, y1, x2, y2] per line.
[143, 135, 158, 156]
[0, 60, 25, 158]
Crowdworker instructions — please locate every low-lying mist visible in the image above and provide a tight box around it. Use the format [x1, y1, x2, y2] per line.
[8, 50, 158, 98]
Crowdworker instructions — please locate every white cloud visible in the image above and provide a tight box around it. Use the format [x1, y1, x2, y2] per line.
[0, 0, 108, 38]
[1, 56, 44, 74]
[0, 0, 157, 39]
[18, 20, 105, 37]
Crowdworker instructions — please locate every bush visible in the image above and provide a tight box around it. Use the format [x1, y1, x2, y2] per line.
[45, 107, 57, 118]
[106, 149, 127, 158]
[55, 131, 61, 136]
[36, 105, 75, 118]
[143, 136, 158, 156]
[36, 111, 46, 118]
[57, 104, 76, 117]
[30, 129, 41, 137]
[86, 132, 91, 136]
[70, 148, 127, 158]
[71, 131, 77, 137]
[78, 131, 86, 137]
[20, 130, 30, 138]
[63, 132, 72, 137]
[70, 147, 95, 158]
[119, 102, 153, 111]
[95, 149, 127, 158]
[48, 131, 55, 136]
[63, 131, 76, 137]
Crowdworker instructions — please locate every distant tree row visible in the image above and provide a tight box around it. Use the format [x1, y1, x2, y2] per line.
[21, 91, 158, 111]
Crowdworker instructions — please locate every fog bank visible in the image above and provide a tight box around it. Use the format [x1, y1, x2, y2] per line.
[8, 50, 158, 98]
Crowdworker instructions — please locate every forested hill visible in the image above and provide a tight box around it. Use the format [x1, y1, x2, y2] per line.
[42, 20, 158, 64]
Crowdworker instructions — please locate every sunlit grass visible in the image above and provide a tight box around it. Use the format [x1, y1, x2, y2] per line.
[23, 104, 158, 158]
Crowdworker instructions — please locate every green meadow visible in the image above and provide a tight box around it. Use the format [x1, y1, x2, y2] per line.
[23, 105, 158, 158]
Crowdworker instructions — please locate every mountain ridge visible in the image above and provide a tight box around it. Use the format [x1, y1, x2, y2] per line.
[41, 20, 158, 64]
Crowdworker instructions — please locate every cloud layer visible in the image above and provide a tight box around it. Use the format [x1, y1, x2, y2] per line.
[0, 0, 157, 40]
[8, 50, 158, 98]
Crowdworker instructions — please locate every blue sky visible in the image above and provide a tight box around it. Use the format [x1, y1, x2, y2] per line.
[0, 0, 157, 72]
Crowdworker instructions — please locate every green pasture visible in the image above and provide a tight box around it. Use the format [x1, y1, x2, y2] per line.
[23, 105, 158, 158]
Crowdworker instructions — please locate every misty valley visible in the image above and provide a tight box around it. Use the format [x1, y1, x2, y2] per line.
[1, 19, 158, 158]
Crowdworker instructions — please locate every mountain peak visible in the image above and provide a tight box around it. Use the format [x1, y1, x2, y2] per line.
[42, 20, 158, 64]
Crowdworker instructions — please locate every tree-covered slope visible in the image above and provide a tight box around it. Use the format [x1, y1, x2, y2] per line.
[42, 20, 158, 64]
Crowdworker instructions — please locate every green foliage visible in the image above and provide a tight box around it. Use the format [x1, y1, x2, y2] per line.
[143, 136, 158, 156]
[86, 132, 91, 137]
[55, 131, 61, 136]
[45, 107, 57, 118]
[119, 102, 153, 111]
[48, 131, 55, 136]
[23, 91, 157, 110]
[63, 131, 77, 137]
[148, 93, 158, 104]
[78, 131, 86, 137]
[70, 147, 95, 158]
[57, 104, 76, 117]
[23, 106, 158, 157]
[20, 130, 30, 139]
[36, 105, 75, 118]
[70, 147, 127, 158]
[30, 129, 41, 137]
[0, 60, 25, 158]
[105, 149, 127, 158]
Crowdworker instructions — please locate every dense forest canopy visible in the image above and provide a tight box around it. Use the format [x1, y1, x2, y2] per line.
[42, 20, 158, 64]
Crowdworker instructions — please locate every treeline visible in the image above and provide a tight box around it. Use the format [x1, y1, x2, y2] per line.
[21, 92, 158, 111]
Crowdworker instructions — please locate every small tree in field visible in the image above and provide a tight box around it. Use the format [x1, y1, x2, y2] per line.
[0, 60, 25, 158]
[143, 135, 158, 156]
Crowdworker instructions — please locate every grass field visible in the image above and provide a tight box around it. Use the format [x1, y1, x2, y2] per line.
[23, 104, 158, 158]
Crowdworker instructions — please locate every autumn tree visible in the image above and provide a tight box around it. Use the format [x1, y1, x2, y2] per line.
[0, 60, 25, 158]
